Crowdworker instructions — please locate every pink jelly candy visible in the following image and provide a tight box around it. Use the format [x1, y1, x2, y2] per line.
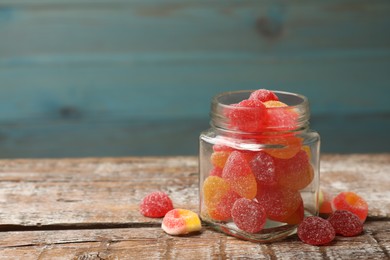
[249, 151, 277, 186]
[328, 210, 364, 237]
[225, 99, 267, 132]
[162, 209, 201, 235]
[249, 89, 279, 102]
[140, 191, 174, 218]
[332, 191, 368, 223]
[256, 185, 302, 222]
[222, 151, 257, 199]
[274, 150, 314, 190]
[231, 198, 267, 233]
[298, 216, 335, 245]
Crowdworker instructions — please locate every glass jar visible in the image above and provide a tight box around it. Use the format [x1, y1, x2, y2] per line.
[199, 90, 320, 242]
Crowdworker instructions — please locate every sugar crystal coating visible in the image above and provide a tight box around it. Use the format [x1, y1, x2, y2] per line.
[298, 216, 335, 245]
[249, 89, 279, 102]
[332, 191, 368, 222]
[209, 167, 223, 177]
[222, 151, 257, 199]
[256, 185, 302, 222]
[231, 198, 267, 233]
[162, 209, 201, 235]
[328, 210, 363, 237]
[263, 100, 298, 131]
[139, 191, 174, 218]
[211, 151, 231, 168]
[249, 151, 278, 186]
[225, 99, 267, 132]
[203, 176, 240, 221]
[274, 150, 314, 190]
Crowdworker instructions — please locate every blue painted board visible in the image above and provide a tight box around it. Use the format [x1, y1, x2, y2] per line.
[0, 0, 389, 157]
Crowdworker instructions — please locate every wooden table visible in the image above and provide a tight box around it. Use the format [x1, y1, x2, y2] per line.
[0, 154, 389, 259]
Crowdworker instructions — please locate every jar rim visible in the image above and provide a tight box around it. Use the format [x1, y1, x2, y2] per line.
[210, 90, 310, 133]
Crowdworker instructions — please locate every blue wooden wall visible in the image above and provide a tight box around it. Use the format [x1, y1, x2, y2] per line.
[0, 0, 389, 158]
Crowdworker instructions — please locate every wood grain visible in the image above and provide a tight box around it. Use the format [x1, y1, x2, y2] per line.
[0, 155, 389, 259]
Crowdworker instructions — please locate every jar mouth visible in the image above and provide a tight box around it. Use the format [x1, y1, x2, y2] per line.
[210, 90, 310, 133]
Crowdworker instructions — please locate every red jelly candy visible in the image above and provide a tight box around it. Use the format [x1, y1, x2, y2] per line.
[140, 191, 174, 218]
[275, 150, 314, 190]
[249, 151, 277, 186]
[256, 185, 302, 222]
[209, 167, 223, 177]
[298, 216, 335, 245]
[328, 210, 363, 237]
[222, 151, 257, 199]
[263, 100, 298, 131]
[332, 191, 368, 222]
[225, 99, 267, 132]
[231, 198, 267, 233]
[203, 176, 240, 221]
[249, 89, 279, 102]
[213, 144, 234, 152]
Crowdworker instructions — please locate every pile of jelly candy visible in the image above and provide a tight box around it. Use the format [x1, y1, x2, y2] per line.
[203, 89, 313, 233]
[140, 191, 202, 235]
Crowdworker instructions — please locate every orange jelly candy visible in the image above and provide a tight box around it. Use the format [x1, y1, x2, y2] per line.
[275, 150, 314, 190]
[263, 135, 302, 159]
[203, 176, 240, 221]
[210, 151, 231, 168]
[332, 191, 368, 222]
[222, 151, 257, 199]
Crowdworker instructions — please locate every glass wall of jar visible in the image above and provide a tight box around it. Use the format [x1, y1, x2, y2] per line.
[199, 90, 320, 242]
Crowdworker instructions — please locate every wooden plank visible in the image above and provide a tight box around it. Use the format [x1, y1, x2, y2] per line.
[0, 155, 388, 228]
[0, 221, 388, 259]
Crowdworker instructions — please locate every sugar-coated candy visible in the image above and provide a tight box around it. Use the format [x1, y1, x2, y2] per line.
[209, 167, 223, 177]
[231, 198, 267, 233]
[249, 151, 277, 186]
[203, 176, 240, 221]
[249, 89, 279, 102]
[298, 216, 335, 245]
[263, 100, 298, 131]
[139, 191, 174, 218]
[284, 199, 304, 225]
[328, 210, 363, 237]
[162, 209, 201, 235]
[211, 151, 231, 168]
[275, 150, 314, 190]
[225, 99, 267, 132]
[222, 151, 257, 199]
[332, 191, 368, 222]
[256, 185, 302, 222]
[318, 189, 333, 215]
[213, 144, 234, 152]
[263, 135, 302, 159]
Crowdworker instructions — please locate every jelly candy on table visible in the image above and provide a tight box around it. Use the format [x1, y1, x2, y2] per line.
[139, 191, 174, 218]
[297, 216, 335, 245]
[318, 189, 333, 215]
[327, 210, 363, 237]
[162, 209, 202, 235]
[249, 89, 279, 102]
[231, 198, 267, 233]
[222, 151, 257, 199]
[203, 176, 240, 221]
[274, 150, 314, 190]
[225, 99, 267, 132]
[256, 185, 302, 223]
[332, 191, 368, 222]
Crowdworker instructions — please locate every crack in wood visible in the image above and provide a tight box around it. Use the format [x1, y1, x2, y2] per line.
[0, 222, 161, 232]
